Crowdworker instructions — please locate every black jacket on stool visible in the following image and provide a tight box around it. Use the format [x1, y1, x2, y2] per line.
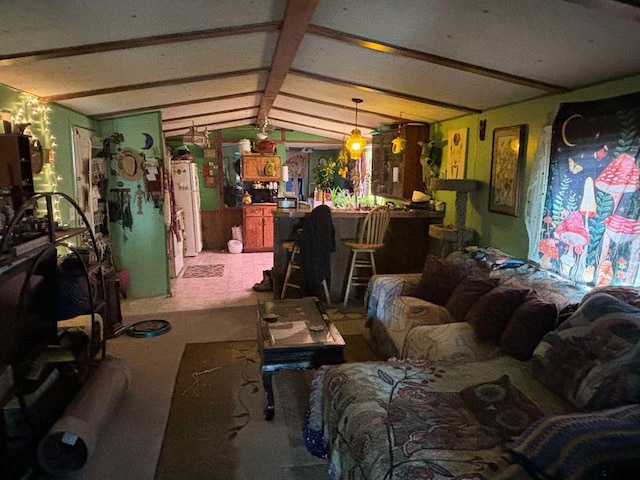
[300, 205, 335, 297]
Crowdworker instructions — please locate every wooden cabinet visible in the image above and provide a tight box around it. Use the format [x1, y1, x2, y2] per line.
[243, 204, 275, 252]
[241, 154, 280, 181]
[371, 124, 429, 200]
[0, 134, 34, 209]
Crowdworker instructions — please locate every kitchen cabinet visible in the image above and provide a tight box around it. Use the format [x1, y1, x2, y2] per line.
[371, 124, 429, 200]
[0, 134, 34, 209]
[241, 154, 281, 181]
[243, 204, 275, 252]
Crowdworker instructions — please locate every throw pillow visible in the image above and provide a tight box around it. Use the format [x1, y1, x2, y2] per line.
[414, 255, 475, 306]
[531, 292, 640, 411]
[459, 374, 543, 440]
[505, 404, 640, 480]
[466, 285, 532, 343]
[445, 276, 500, 322]
[500, 294, 557, 361]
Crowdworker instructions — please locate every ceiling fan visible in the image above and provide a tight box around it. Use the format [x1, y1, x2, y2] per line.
[182, 121, 209, 147]
[255, 117, 276, 140]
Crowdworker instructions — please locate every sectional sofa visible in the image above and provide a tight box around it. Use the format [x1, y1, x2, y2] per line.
[304, 248, 640, 480]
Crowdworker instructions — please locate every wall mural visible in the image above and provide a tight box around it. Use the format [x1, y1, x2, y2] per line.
[538, 91, 640, 287]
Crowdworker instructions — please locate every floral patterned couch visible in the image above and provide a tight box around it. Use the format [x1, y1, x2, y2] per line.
[304, 289, 640, 480]
[365, 247, 588, 360]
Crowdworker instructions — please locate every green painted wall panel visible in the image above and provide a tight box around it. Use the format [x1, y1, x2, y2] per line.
[98, 112, 169, 299]
[431, 74, 640, 259]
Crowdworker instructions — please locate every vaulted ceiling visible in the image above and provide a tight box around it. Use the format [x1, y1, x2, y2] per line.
[1, 0, 639, 144]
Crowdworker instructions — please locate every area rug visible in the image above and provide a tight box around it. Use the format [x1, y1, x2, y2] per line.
[154, 334, 380, 480]
[181, 264, 224, 278]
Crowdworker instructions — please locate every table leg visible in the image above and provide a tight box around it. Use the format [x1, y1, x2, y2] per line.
[262, 370, 275, 421]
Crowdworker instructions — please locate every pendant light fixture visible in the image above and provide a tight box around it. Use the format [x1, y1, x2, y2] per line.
[345, 98, 366, 160]
[256, 117, 275, 140]
[182, 121, 207, 147]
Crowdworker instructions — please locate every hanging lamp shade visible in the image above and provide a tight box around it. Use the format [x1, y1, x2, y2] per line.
[345, 128, 366, 160]
[345, 98, 366, 160]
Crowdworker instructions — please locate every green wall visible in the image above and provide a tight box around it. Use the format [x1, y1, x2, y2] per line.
[431, 74, 640, 259]
[0, 82, 96, 208]
[98, 112, 169, 299]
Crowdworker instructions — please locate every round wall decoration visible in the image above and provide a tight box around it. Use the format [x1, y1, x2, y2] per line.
[116, 148, 145, 181]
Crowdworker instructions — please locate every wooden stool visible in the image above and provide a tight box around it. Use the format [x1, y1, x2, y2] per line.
[281, 240, 331, 305]
[342, 206, 390, 309]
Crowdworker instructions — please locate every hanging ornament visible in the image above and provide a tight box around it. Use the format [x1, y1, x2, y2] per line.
[136, 184, 145, 214]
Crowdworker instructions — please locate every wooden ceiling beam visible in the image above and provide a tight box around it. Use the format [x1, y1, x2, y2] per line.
[0, 22, 280, 67]
[163, 106, 259, 124]
[278, 92, 406, 123]
[163, 115, 258, 133]
[307, 24, 569, 94]
[289, 69, 482, 114]
[92, 91, 263, 119]
[270, 106, 376, 131]
[256, 0, 320, 124]
[43, 68, 268, 102]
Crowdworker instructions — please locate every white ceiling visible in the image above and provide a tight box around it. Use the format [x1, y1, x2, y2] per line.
[1, 0, 639, 143]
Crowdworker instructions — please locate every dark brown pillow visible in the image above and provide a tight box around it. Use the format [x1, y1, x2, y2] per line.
[445, 276, 500, 322]
[501, 295, 558, 360]
[413, 255, 463, 305]
[466, 285, 532, 343]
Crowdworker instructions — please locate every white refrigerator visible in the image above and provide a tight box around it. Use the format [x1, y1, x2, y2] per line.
[171, 162, 203, 256]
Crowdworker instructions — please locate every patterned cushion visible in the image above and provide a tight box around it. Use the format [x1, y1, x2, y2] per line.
[506, 404, 640, 480]
[403, 322, 500, 362]
[531, 293, 640, 410]
[501, 294, 558, 360]
[466, 285, 532, 343]
[459, 375, 543, 440]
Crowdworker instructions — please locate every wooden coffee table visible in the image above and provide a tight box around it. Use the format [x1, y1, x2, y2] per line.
[257, 297, 345, 420]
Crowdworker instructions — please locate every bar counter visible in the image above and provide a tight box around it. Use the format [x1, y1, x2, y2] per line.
[271, 207, 444, 301]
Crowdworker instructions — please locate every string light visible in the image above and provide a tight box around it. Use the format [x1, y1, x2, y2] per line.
[11, 93, 60, 219]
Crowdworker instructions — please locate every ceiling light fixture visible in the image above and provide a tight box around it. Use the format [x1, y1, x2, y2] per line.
[345, 98, 366, 160]
[182, 121, 208, 147]
[256, 117, 275, 140]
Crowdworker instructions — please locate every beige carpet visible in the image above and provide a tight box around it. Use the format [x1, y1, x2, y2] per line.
[155, 334, 380, 480]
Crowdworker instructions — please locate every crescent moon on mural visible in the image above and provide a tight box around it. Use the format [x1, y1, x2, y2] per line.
[561, 114, 583, 147]
[142, 132, 154, 150]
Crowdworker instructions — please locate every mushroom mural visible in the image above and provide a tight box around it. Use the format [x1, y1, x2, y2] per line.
[594, 152, 640, 213]
[555, 211, 590, 254]
[598, 214, 640, 284]
[579, 177, 596, 230]
[538, 238, 559, 269]
[554, 211, 590, 279]
[597, 260, 614, 286]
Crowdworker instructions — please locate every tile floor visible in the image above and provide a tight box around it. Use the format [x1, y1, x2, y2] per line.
[120, 250, 275, 317]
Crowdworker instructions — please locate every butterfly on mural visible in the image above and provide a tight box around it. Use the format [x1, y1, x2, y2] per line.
[568, 157, 584, 174]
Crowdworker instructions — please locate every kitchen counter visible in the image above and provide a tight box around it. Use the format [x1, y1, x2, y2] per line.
[271, 207, 444, 301]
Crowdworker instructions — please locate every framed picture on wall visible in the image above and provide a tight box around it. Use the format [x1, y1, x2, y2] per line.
[446, 128, 468, 179]
[488, 124, 527, 216]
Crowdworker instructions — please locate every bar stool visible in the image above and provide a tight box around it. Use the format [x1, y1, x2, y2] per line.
[342, 206, 391, 309]
[280, 240, 331, 305]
